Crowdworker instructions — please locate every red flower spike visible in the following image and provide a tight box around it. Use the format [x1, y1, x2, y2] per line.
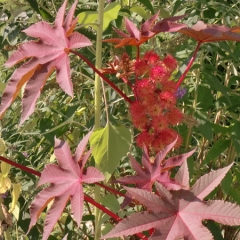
[1, 0, 92, 124]
[178, 21, 240, 43]
[27, 132, 104, 240]
[102, 163, 240, 240]
[136, 131, 155, 148]
[163, 54, 177, 71]
[144, 50, 160, 64]
[116, 139, 195, 192]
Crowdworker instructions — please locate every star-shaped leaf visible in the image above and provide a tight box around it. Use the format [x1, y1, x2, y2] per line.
[116, 139, 195, 191]
[27, 131, 104, 240]
[102, 162, 240, 240]
[178, 21, 240, 43]
[1, 0, 92, 124]
[103, 11, 160, 47]
[103, 12, 187, 48]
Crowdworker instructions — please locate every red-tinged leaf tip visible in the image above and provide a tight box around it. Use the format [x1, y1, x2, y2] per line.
[42, 193, 71, 240]
[0, 62, 39, 119]
[125, 17, 140, 40]
[54, 137, 80, 176]
[174, 161, 190, 189]
[141, 10, 159, 33]
[20, 65, 54, 125]
[161, 148, 195, 172]
[112, 26, 130, 38]
[55, 0, 68, 29]
[63, 0, 78, 33]
[74, 130, 92, 164]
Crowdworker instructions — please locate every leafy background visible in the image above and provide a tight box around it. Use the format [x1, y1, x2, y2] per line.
[0, 0, 240, 239]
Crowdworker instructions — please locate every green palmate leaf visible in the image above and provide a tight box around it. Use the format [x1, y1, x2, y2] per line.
[197, 85, 214, 111]
[195, 111, 212, 141]
[234, 168, 240, 183]
[90, 123, 131, 181]
[201, 139, 230, 166]
[207, 221, 224, 240]
[229, 188, 240, 205]
[130, 6, 148, 20]
[203, 70, 231, 104]
[25, 0, 40, 14]
[221, 171, 232, 195]
[100, 194, 120, 224]
[78, 2, 121, 31]
[137, 0, 154, 14]
[231, 120, 240, 156]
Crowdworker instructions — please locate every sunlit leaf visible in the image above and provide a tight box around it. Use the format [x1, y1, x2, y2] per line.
[90, 123, 131, 182]
[1, 0, 92, 124]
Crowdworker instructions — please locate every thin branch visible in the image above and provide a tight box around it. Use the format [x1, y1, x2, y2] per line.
[176, 42, 202, 89]
[70, 50, 132, 104]
[84, 194, 148, 240]
[0, 156, 41, 177]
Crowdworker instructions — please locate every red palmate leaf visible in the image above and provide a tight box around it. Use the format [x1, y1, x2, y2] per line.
[103, 12, 187, 48]
[1, 0, 92, 124]
[102, 162, 240, 240]
[178, 20, 240, 43]
[103, 11, 159, 47]
[116, 139, 195, 191]
[27, 131, 104, 240]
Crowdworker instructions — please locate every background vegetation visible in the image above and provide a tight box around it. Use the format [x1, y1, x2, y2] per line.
[0, 0, 240, 239]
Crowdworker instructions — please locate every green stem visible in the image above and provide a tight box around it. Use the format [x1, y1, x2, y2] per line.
[176, 42, 202, 89]
[184, 49, 203, 150]
[93, 1, 104, 239]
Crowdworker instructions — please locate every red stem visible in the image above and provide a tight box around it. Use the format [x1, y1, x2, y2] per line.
[0, 156, 41, 177]
[95, 182, 125, 197]
[136, 46, 140, 60]
[84, 194, 148, 239]
[121, 76, 134, 89]
[70, 50, 133, 104]
[175, 42, 202, 89]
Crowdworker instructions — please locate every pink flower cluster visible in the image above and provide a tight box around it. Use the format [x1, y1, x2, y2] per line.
[130, 51, 183, 152]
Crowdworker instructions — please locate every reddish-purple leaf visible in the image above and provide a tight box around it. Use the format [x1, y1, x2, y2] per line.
[103, 12, 160, 47]
[104, 12, 187, 48]
[178, 21, 240, 43]
[116, 139, 194, 191]
[102, 163, 240, 240]
[1, 0, 92, 123]
[152, 15, 187, 33]
[141, 11, 160, 35]
[28, 133, 104, 240]
[20, 64, 54, 124]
